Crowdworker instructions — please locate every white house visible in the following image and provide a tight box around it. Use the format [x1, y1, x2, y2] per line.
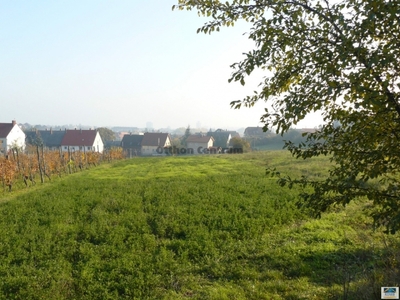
[0, 120, 26, 154]
[141, 132, 172, 155]
[186, 134, 214, 154]
[60, 129, 104, 153]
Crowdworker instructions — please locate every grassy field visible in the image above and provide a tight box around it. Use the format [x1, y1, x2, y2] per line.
[0, 151, 398, 299]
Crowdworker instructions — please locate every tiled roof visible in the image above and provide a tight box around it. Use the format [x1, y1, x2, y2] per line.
[186, 135, 214, 143]
[0, 123, 14, 138]
[141, 132, 170, 146]
[207, 130, 231, 147]
[244, 127, 265, 135]
[121, 134, 144, 148]
[212, 129, 240, 137]
[61, 129, 99, 146]
[26, 130, 66, 147]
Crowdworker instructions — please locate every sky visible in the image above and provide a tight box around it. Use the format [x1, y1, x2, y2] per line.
[0, 1, 322, 130]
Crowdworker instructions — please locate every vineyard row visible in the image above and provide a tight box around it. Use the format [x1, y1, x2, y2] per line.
[0, 146, 125, 192]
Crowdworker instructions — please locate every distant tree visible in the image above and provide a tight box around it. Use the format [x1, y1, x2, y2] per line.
[33, 125, 47, 130]
[173, 127, 187, 136]
[97, 128, 115, 144]
[230, 137, 251, 153]
[25, 131, 43, 147]
[171, 136, 183, 149]
[181, 125, 191, 146]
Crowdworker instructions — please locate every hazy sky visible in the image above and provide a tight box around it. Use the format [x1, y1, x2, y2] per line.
[1, 1, 322, 130]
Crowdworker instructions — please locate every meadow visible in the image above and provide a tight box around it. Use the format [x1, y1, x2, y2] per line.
[0, 151, 398, 299]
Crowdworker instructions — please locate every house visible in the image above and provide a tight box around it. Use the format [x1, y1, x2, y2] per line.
[0, 120, 26, 154]
[141, 132, 172, 156]
[25, 129, 66, 150]
[186, 134, 214, 154]
[121, 134, 144, 157]
[60, 129, 104, 153]
[300, 128, 317, 134]
[244, 126, 266, 137]
[227, 130, 240, 139]
[207, 129, 232, 148]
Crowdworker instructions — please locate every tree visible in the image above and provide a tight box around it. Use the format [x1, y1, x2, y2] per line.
[230, 137, 251, 152]
[171, 136, 183, 149]
[174, 0, 400, 233]
[181, 125, 191, 146]
[97, 127, 115, 144]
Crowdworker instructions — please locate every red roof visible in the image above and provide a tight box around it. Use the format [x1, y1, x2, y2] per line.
[141, 132, 170, 146]
[61, 129, 99, 146]
[0, 123, 15, 138]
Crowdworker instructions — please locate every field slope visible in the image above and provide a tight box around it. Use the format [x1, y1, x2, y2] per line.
[0, 152, 398, 299]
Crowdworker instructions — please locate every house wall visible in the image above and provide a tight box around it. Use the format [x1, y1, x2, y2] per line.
[6, 125, 26, 151]
[93, 132, 104, 153]
[60, 132, 104, 153]
[141, 146, 160, 155]
[187, 140, 214, 154]
[165, 137, 171, 147]
[141, 137, 172, 156]
[0, 138, 5, 152]
[61, 145, 97, 152]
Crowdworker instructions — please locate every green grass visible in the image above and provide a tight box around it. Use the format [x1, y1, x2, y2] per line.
[0, 151, 398, 299]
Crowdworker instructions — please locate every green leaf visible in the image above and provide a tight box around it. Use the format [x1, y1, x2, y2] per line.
[175, 0, 400, 233]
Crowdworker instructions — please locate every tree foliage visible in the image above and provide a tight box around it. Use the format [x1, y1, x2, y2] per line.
[181, 125, 192, 146]
[230, 136, 251, 152]
[174, 0, 400, 233]
[97, 127, 115, 144]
